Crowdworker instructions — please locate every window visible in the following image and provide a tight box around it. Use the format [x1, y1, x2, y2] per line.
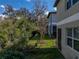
[73, 0, 79, 4]
[53, 25, 56, 32]
[74, 28, 79, 39]
[67, 0, 72, 9]
[67, 28, 72, 37]
[53, 25, 57, 38]
[67, 38, 72, 47]
[74, 40, 79, 51]
[67, 0, 79, 9]
[66, 28, 73, 47]
[66, 27, 79, 52]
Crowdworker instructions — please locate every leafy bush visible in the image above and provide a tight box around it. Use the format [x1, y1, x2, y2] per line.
[0, 17, 37, 49]
[0, 49, 25, 59]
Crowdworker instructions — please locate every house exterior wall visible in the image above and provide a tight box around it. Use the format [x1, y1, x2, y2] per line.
[48, 13, 57, 38]
[56, 0, 66, 22]
[57, 0, 79, 22]
[59, 20, 79, 59]
[56, 0, 79, 59]
[48, 14, 52, 37]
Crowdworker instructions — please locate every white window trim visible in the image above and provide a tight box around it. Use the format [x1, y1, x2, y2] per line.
[72, 28, 74, 48]
[71, 0, 73, 6]
[66, 28, 79, 52]
[67, 0, 78, 9]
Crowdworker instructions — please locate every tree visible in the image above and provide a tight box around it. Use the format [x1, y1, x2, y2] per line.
[32, 0, 48, 40]
[33, 0, 47, 16]
[37, 15, 48, 40]
[15, 8, 27, 17]
[3, 4, 31, 21]
[3, 4, 15, 16]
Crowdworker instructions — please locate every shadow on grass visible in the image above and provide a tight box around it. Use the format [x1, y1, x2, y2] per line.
[0, 47, 65, 59]
[23, 48, 65, 59]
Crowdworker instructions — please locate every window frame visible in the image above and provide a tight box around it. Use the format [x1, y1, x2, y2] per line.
[73, 0, 79, 5]
[67, 0, 72, 9]
[66, 0, 79, 10]
[66, 27, 79, 52]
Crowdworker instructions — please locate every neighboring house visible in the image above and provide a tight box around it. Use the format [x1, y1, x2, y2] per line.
[47, 12, 57, 38]
[54, 0, 79, 59]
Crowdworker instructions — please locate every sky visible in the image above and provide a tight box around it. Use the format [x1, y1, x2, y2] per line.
[0, 0, 56, 14]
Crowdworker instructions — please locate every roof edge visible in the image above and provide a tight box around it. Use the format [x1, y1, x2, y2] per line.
[54, 0, 60, 7]
[47, 12, 57, 18]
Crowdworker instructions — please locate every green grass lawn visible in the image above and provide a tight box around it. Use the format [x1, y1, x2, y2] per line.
[24, 48, 64, 59]
[28, 40, 56, 48]
[28, 34, 56, 48]
[27, 39, 65, 59]
[0, 37, 64, 59]
[37, 40, 56, 48]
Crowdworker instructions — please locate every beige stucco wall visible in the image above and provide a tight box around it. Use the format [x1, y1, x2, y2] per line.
[57, 0, 79, 22]
[56, 0, 66, 22]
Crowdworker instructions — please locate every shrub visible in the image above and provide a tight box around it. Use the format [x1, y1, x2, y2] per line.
[0, 49, 25, 59]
